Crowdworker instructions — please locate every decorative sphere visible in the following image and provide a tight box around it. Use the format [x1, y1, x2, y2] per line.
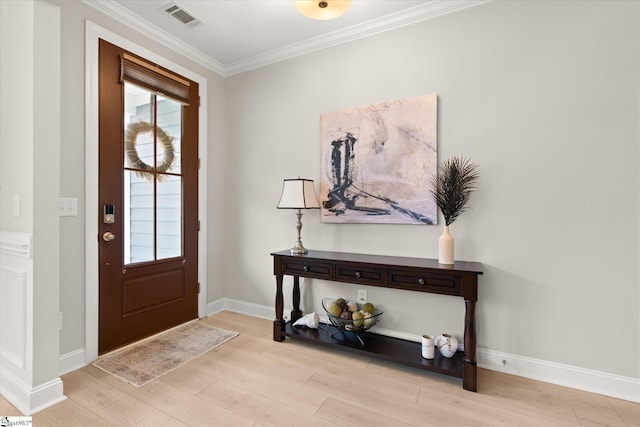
[362, 302, 375, 314]
[363, 311, 375, 327]
[328, 304, 342, 318]
[352, 311, 364, 327]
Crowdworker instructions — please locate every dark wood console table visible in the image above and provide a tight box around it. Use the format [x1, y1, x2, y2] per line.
[271, 250, 483, 392]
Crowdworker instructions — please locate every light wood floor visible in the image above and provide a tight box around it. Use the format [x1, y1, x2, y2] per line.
[2, 311, 639, 426]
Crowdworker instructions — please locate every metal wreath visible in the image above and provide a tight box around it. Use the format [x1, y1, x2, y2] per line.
[125, 121, 175, 181]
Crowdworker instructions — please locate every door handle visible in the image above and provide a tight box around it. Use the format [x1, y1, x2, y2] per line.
[103, 232, 116, 242]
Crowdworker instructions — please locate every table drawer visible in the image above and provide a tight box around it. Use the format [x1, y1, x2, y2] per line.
[335, 264, 382, 285]
[283, 259, 332, 279]
[388, 269, 460, 295]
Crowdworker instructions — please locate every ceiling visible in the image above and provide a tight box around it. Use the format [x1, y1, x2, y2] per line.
[84, 0, 489, 76]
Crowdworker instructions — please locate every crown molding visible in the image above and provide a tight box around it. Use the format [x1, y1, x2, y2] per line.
[80, 0, 226, 76]
[226, 0, 493, 76]
[82, 0, 491, 77]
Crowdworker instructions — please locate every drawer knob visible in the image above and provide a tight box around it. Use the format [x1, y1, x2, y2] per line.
[417, 278, 425, 285]
[303, 265, 309, 272]
[355, 272, 361, 278]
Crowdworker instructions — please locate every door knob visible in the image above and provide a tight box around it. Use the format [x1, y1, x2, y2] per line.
[103, 231, 116, 242]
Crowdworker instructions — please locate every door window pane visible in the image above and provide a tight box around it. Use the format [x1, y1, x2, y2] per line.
[124, 84, 155, 170]
[123, 82, 183, 265]
[157, 175, 182, 259]
[156, 95, 182, 174]
[124, 171, 155, 264]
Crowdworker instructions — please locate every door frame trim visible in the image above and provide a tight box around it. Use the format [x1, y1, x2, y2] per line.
[85, 21, 208, 362]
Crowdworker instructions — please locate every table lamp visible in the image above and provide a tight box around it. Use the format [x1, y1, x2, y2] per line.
[277, 178, 320, 254]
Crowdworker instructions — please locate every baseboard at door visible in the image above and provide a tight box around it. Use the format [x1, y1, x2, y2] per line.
[207, 297, 291, 321]
[59, 348, 87, 376]
[0, 367, 66, 415]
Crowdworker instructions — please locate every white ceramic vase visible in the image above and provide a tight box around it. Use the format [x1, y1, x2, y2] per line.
[438, 225, 454, 264]
[421, 334, 435, 359]
[436, 334, 458, 358]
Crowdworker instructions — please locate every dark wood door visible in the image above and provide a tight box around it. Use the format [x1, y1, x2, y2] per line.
[98, 40, 199, 354]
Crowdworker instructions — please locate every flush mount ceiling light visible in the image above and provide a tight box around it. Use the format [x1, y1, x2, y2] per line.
[295, 0, 352, 20]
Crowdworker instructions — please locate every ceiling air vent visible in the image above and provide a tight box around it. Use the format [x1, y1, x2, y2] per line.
[162, 2, 202, 28]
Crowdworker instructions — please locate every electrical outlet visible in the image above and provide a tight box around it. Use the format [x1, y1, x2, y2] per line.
[357, 289, 367, 304]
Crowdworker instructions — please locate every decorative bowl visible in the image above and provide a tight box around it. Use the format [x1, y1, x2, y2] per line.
[321, 298, 383, 333]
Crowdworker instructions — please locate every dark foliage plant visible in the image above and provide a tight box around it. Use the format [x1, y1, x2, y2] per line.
[431, 156, 480, 226]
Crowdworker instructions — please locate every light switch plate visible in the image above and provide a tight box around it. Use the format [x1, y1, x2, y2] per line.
[59, 197, 78, 216]
[12, 195, 19, 217]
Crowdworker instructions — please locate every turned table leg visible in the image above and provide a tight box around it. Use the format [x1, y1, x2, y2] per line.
[463, 299, 477, 392]
[273, 274, 285, 342]
[291, 275, 302, 323]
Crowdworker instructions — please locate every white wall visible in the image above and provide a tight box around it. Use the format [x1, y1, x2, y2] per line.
[0, 0, 65, 414]
[225, 0, 640, 384]
[0, 0, 35, 233]
[32, 0, 62, 388]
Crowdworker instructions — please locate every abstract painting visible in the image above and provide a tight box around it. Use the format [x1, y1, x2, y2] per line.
[320, 94, 438, 224]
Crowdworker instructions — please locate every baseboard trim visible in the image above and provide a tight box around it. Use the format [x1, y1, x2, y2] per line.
[27, 378, 67, 415]
[207, 298, 639, 403]
[477, 347, 640, 403]
[59, 348, 87, 376]
[57, 298, 639, 403]
[207, 297, 291, 320]
[205, 298, 226, 316]
[0, 367, 66, 415]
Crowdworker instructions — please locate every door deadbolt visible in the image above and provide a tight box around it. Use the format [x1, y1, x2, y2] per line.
[103, 204, 115, 224]
[103, 232, 116, 242]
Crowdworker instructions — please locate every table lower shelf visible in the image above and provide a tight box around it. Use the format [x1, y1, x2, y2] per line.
[283, 321, 464, 379]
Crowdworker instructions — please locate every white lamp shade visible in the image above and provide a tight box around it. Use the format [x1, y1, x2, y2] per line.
[295, 0, 352, 20]
[277, 179, 320, 209]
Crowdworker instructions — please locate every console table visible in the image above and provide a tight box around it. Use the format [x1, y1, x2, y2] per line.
[271, 249, 483, 391]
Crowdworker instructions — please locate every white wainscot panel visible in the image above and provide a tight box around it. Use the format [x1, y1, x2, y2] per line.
[0, 266, 28, 370]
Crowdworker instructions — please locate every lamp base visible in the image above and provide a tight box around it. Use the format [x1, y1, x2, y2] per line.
[290, 241, 308, 255]
[290, 209, 309, 255]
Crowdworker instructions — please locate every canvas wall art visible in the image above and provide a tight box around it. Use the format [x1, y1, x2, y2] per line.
[320, 94, 438, 224]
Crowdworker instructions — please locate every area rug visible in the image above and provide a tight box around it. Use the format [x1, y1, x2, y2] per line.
[93, 321, 238, 387]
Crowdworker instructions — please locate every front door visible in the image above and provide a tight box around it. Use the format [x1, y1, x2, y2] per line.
[98, 40, 199, 354]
